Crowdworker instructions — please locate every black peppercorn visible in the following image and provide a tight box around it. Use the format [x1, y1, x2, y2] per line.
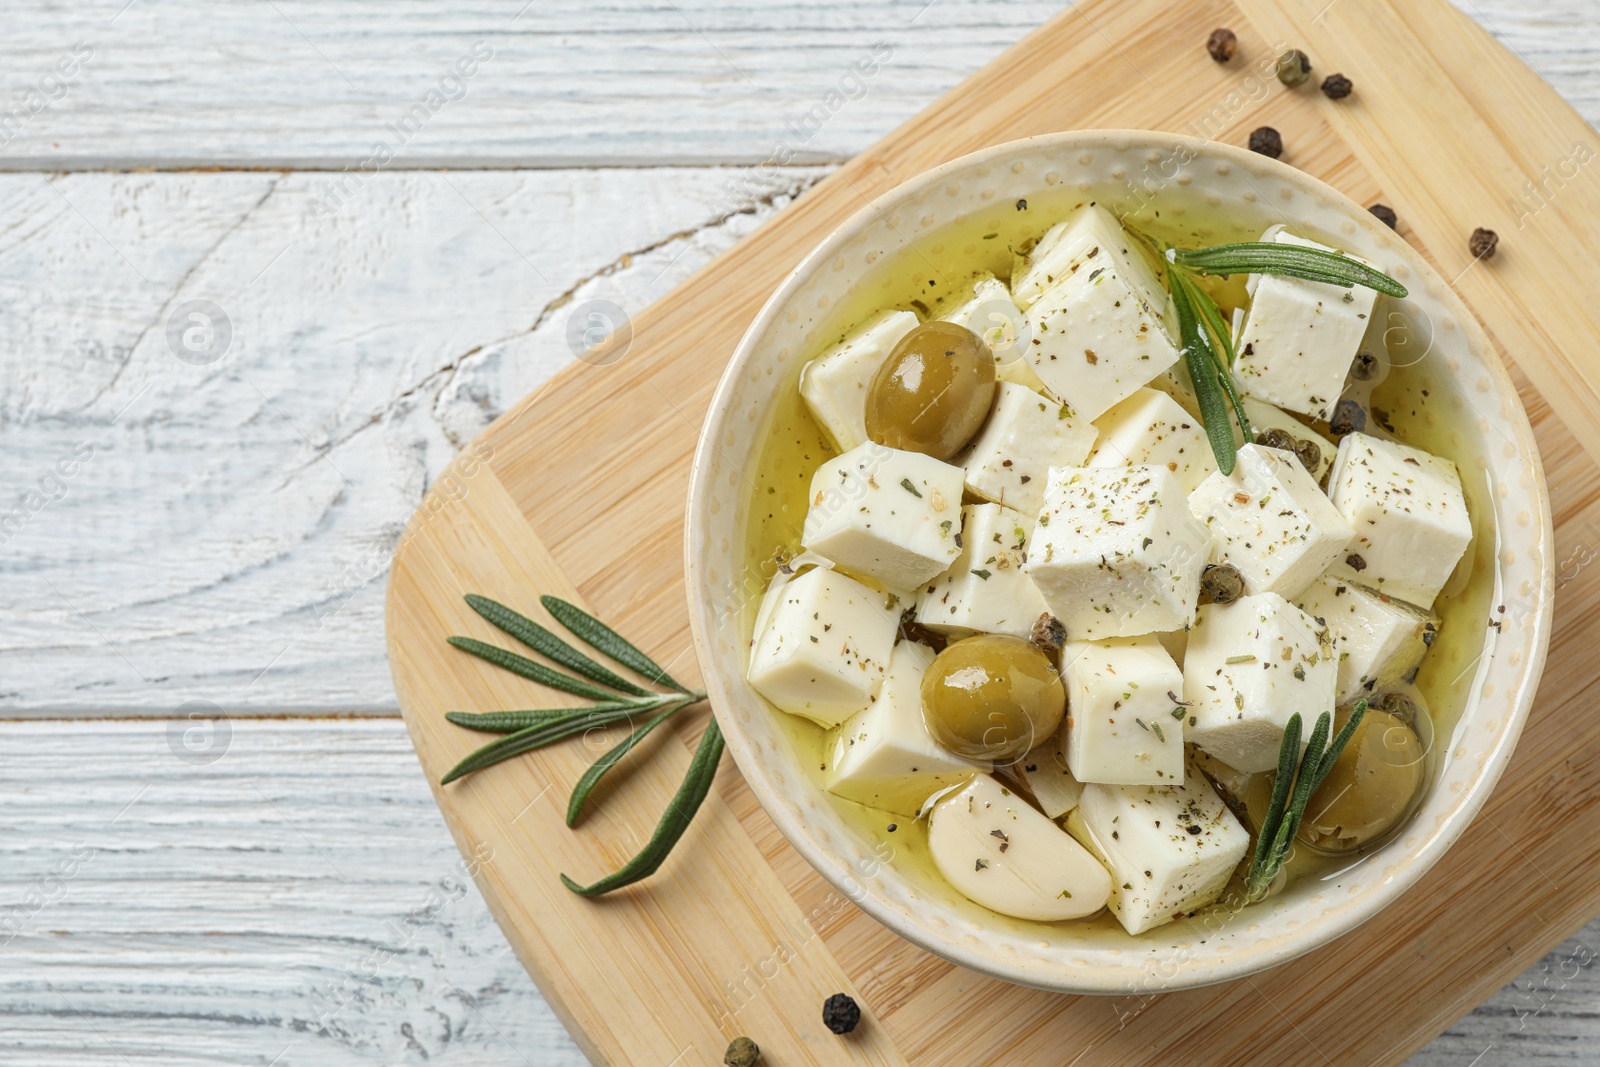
[1276, 49, 1313, 87]
[1207, 28, 1238, 63]
[1031, 612, 1067, 654]
[822, 993, 861, 1035]
[1329, 398, 1367, 436]
[1248, 126, 1283, 159]
[1294, 438, 1322, 475]
[724, 1036, 761, 1067]
[1321, 73, 1353, 99]
[1255, 428, 1297, 453]
[1201, 563, 1246, 604]
[1369, 203, 1399, 229]
[1346, 552, 1368, 572]
[1470, 227, 1499, 259]
[1350, 351, 1379, 380]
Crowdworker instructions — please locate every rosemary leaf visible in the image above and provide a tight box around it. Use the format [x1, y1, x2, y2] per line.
[541, 595, 692, 695]
[562, 717, 725, 897]
[1308, 699, 1368, 795]
[447, 636, 620, 703]
[466, 594, 652, 697]
[1248, 711, 1302, 896]
[1273, 710, 1332, 856]
[567, 700, 689, 827]
[1170, 277, 1238, 475]
[441, 704, 654, 784]
[1173, 242, 1408, 298]
[1174, 273, 1254, 441]
[445, 703, 639, 734]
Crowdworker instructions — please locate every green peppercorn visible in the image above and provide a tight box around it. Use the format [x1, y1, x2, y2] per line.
[1350, 352, 1379, 380]
[1276, 49, 1313, 87]
[1294, 437, 1322, 475]
[1248, 126, 1283, 159]
[1201, 563, 1246, 604]
[1374, 691, 1419, 729]
[724, 1036, 761, 1067]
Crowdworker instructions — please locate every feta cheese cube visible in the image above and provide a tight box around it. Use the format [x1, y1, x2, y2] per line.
[1060, 635, 1186, 785]
[1324, 432, 1473, 608]
[1236, 396, 1338, 484]
[825, 641, 986, 816]
[802, 442, 965, 591]
[1294, 574, 1438, 705]
[959, 382, 1097, 517]
[746, 565, 900, 727]
[1072, 772, 1250, 935]
[1234, 230, 1381, 421]
[1018, 207, 1180, 421]
[928, 774, 1112, 921]
[1026, 465, 1210, 640]
[1088, 387, 1218, 493]
[798, 310, 918, 451]
[1017, 739, 1084, 819]
[914, 502, 1048, 639]
[1187, 443, 1355, 599]
[1182, 593, 1337, 772]
[940, 273, 1038, 382]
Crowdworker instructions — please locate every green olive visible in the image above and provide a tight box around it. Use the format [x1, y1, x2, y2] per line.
[865, 321, 996, 459]
[920, 634, 1065, 762]
[1297, 706, 1426, 853]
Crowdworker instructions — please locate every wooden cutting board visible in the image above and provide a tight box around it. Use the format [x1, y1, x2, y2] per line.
[385, 0, 1600, 1062]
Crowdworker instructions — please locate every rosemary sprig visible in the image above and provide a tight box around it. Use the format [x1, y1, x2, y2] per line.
[1172, 242, 1409, 298]
[1245, 699, 1369, 901]
[442, 594, 715, 897]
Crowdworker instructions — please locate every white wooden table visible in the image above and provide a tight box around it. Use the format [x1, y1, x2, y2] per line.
[1, 2, 1595, 1063]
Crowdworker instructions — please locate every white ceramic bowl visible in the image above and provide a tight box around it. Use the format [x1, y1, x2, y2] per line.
[685, 131, 1553, 993]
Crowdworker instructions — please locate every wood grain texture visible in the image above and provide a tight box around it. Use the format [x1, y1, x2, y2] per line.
[383, 0, 1600, 1063]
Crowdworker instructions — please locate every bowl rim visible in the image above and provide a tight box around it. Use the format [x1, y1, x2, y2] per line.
[684, 129, 1555, 993]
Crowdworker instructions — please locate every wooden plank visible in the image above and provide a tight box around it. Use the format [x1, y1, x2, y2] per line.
[384, 0, 1600, 1063]
[0, 165, 825, 716]
[0, 2, 1591, 169]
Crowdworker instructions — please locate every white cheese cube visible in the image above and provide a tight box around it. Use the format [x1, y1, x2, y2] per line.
[825, 641, 986, 816]
[959, 382, 1097, 517]
[802, 443, 965, 591]
[1324, 432, 1473, 608]
[1234, 230, 1381, 421]
[798, 310, 918, 452]
[927, 774, 1111, 921]
[1294, 574, 1438, 705]
[1012, 205, 1152, 309]
[1088, 387, 1218, 494]
[1018, 208, 1180, 421]
[1026, 465, 1210, 640]
[746, 566, 900, 727]
[1236, 396, 1338, 484]
[1017, 740, 1084, 819]
[940, 273, 1042, 387]
[1073, 773, 1250, 935]
[1182, 593, 1337, 772]
[1060, 636, 1186, 785]
[914, 502, 1048, 640]
[1187, 443, 1355, 599]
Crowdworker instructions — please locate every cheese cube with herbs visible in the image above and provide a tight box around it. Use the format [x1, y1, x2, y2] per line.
[1236, 396, 1338, 484]
[1026, 465, 1210, 640]
[927, 774, 1111, 921]
[941, 273, 1039, 382]
[1183, 592, 1337, 773]
[959, 381, 1097, 517]
[802, 442, 965, 592]
[825, 641, 986, 816]
[1233, 230, 1381, 421]
[1187, 443, 1355, 599]
[1017, 739, 1085, 819]
[746, 566, 900, 727]
[1060, 635, 1187, 785]
[915, 502, 1049, 640]
[798, 310, 918, 452]
[1088, 387, 1218, 494]
[1072, 773, 1250, 935]
[1017, 207, 1181, 421]
[1295, 574, 1439, 705]
[1325, 432, 1473, 608]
